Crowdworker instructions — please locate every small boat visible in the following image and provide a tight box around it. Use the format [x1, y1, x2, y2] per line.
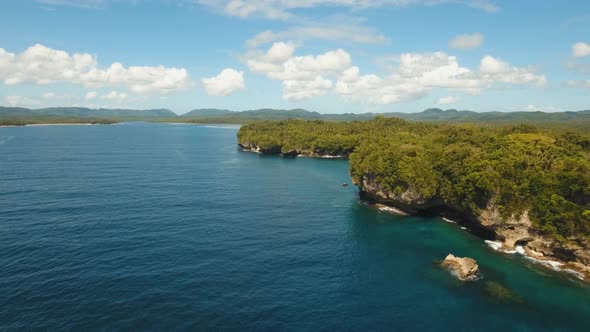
[341, 183, 348, 187]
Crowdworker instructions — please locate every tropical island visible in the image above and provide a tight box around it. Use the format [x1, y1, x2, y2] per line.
[237, 118, 590, 279]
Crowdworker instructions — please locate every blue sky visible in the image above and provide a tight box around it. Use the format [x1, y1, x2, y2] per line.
[0, 0, 589, 114]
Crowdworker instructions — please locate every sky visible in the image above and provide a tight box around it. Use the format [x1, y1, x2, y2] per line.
[0, 0, 589, 114]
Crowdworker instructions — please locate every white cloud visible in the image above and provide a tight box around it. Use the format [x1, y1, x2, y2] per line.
[101, 90, 127, 101]
[246, 42, 351, 100]
[247, 43, 545, 104]
[42, 92, 56, 99]
[247, 24, 389, 48]
[478, 55, 546, 85]
[202, 68, 245, 96]
[85, 91, 98, 100]
[335, 66, 428, 104]
[5, 95, 41, 107]
[197, 0, 499, 20]
[0, 44, 192, 94]
[436, 96, 459, 105]
[283, 76, 332, 100]
[449, 33, 483, 49]
[572, 42, 590, 57]
[566, 80, 590, 89]
[525, 105, 564, 113]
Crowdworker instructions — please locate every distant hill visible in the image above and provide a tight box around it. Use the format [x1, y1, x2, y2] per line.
[182, 108, 322, 120]
[0, 107, 176, 119]
[2, 106, 590, 127]
[180, 107, 590, 124]
[182, 108, 233, 117]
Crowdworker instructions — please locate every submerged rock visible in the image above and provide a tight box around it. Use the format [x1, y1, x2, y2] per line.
[483, 281, 524, 304]
[441, 254, 480, 281]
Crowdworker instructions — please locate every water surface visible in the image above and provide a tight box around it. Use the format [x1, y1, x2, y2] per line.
[1, 123, 589, 330]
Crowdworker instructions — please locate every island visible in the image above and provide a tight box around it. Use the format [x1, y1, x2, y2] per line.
[237, 118, 590, 280]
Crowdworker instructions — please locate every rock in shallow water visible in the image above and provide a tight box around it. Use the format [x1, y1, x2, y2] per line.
[441, 254, 480, 281]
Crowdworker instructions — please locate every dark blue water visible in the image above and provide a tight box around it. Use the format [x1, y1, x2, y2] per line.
[1, 123, 590, 331]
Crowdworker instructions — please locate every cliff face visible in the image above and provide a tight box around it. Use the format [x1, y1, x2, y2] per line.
[355, 174, 590, 279]
[238, 141, 348, 158]
[238, 142, 281, 154]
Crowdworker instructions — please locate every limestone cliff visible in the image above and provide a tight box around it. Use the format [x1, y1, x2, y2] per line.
[238, 141, 347, 158]
[355, 174, 590, 280]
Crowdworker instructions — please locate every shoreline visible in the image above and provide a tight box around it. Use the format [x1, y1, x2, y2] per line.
[239, 144, 348, 159]
[1, 123, 105, 127]
[368, 199, 589, 283]
[241, 144, 590, 284]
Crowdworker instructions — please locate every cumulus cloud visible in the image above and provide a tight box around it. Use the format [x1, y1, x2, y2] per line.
[449, 33, 483, 49]
[202, 68, 245, 96]
[247, 24, 389, 48]
[85, 91, 98, 100]
[5, 95, 41, 107]
[248, 44, 544, 105]
[572, 42, 590, 57]
[436, 96, 459, 105]
[246, 42, 351, 100]
[525, 105, 564, 113]
[0, 44, 192, 94]
[283, 76, 332, 100]
[247, 42, 545, 104]
[342, 53, 544, 105]
[479, 55, 546, 85]
[101, 90, 127, 101]
[198, 0, 499, 20]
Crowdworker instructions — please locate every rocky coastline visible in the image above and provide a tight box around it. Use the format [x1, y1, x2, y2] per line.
[441, 254, 480, 281]
[237, 141, 590, 282]
[355, 174, 590, 281]
[238, 142, 347, 159]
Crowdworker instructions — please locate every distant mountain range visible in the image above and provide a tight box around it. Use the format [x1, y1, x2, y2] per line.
[0, 107, 176, 119]
[2, 106, 590, 125]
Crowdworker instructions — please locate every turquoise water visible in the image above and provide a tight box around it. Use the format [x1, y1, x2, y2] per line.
[1, 122, 590, 331]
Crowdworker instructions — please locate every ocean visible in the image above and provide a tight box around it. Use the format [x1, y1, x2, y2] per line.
[1, 122, 589, 330]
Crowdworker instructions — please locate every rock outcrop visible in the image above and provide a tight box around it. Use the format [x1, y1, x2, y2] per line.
[441, 254, 480, 281]
[355, 174, 590, 280]
[238, 142, 347, 159]
[353, 174, 442, 214]
[238, 142, 281, 154]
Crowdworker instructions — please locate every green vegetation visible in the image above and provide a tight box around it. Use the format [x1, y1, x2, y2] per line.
[237, 118, 590, 240]
[178, 108, 590, 127]
[3, 106, 590, 127]
[0, 117, 117, 126]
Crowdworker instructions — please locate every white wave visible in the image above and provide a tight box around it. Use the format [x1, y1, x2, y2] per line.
[485, 240, 503, 251]
[484, 241, 585, 280]
[524, 255, 563, 271]
[378, 206, 407, 215]
[460, 226, 467, 230]
[442, 217, 457, 224]
[0, 136, 14, 145]
[563, 269, 585, 280]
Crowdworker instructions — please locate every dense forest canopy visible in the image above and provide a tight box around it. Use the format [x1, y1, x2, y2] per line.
[238, 118, 590, 240]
